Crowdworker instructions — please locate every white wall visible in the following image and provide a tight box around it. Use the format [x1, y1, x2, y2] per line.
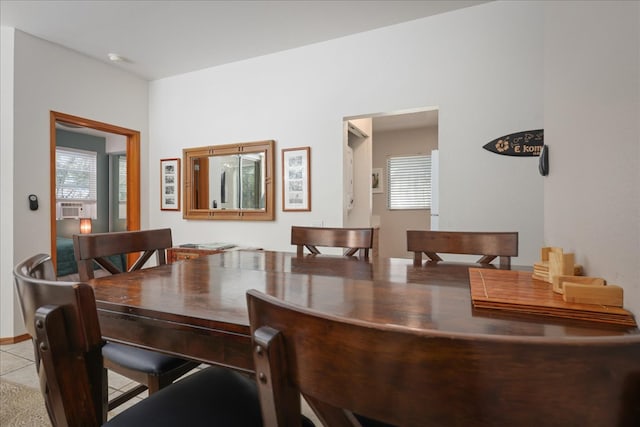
[344, 118, 373, 229]
[1, 27, 16, 339]
[0, 29, 149, 338]
[2, 0, 638, 340]
[106, 134, 127, 153]
[543, 1, 640, 315]
[149, 1, 544, 264]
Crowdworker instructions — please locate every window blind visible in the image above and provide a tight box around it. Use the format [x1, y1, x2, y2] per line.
[118, 156, 127, 202]
[387, 154, 431, 210]
[56, 147, 97, 201]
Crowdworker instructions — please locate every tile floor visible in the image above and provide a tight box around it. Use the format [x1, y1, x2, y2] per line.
[1, 339, 320, 425]
[1, 338, 151, 420]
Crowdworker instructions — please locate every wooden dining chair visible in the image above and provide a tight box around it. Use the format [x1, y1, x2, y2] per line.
[73, 228, 199, 408]
[291, 226, 374, 259]
[407, 230, 518, 268]
[247, 289, 640, 427]
[13, 253, 266, 427]
[73, 228, 174, 280]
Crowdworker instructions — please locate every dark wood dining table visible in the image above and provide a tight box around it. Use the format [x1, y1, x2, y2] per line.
[88, 250, 639, 374]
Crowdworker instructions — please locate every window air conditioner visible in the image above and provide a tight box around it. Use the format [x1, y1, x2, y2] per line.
[57, 202, 85, 219]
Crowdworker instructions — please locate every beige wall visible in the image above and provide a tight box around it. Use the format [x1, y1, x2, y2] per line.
[373, 126, 438, 258]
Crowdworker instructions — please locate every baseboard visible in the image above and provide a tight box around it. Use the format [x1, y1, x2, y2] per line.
[0, 333, 30, 345]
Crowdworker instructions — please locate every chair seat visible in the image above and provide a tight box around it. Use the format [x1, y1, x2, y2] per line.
[105, 366, 316, 427]
[73, 229, 202, 408]
[356, 414, 395, 427]
[105, 366, 261, 426]
[103, 342, 192, 375]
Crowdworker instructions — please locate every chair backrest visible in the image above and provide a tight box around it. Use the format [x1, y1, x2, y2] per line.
[291, 226, 374, 258]
[13, 254, 107, 426]
[247, 289, 640, 427]
[73, 228, 173, 280]
[407, 230, 518, 268]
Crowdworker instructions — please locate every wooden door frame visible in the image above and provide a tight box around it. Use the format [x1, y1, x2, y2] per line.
[50, 111, 141, 271]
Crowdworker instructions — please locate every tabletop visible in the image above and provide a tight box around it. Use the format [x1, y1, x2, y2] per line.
[89, 250, 638, 371]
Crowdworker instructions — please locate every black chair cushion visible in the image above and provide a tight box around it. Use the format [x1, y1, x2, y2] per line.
[103, 342, 191, 374]
[356, 414, 395, 427]
[105, 366, 262, 427]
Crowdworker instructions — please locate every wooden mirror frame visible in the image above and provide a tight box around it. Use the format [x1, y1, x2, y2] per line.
[183, 140, 275, 221]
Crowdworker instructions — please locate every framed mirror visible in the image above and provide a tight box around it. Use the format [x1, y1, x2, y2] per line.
[183, 140, 275, 220]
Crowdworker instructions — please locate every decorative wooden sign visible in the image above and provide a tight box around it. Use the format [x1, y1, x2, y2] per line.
[483, 129, 544, 156]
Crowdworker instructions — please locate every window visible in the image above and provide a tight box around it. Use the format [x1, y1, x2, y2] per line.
[118, 155, 127, 219]
[118, 155, 127, 203]
[56, 147, 97, 201]
[387, 154, 431, 210]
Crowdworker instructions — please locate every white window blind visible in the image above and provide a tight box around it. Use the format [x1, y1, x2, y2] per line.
[387, 154, 431, 210]
[56, 147, 97, 201]
[118, 156, 127, 203]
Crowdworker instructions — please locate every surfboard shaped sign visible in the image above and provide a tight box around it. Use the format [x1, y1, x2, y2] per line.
[483, 129, 544, 156]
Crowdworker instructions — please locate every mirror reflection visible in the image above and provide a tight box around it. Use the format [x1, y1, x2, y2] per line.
[194, 153, 265, 210]
[184, 140, 274, 220]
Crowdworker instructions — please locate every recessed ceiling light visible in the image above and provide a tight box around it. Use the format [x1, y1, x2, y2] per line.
[108, 53, 124, 62]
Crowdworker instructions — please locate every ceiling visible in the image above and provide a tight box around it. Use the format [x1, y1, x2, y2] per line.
[369, 108, 439, 133]
[2, 0, 487, 132]
[1, 0, 488, 81]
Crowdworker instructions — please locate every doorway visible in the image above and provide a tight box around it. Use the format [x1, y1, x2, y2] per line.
[49, 111, 141, 272]
[344, 107, 439, 258]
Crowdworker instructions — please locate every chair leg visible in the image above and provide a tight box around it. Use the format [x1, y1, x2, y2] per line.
[149, 361, 200, 394]
[477, 255, 497, 264]
[499, 256, 511, 269]
[344, 248, 358, 257]
[425, 252, 443, 262]
[147, 375, 162, 394]
[413, 251, 422, 266]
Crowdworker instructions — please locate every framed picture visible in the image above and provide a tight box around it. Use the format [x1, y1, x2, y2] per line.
[160, 158, 180, 211]
[372, 168, 383, 194]
[282, 147, 311, 211]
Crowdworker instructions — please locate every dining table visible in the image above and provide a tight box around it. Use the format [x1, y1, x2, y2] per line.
[88, 250, 639, 374]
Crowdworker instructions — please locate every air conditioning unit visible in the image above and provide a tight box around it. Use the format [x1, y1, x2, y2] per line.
[56, 202, 85, 219]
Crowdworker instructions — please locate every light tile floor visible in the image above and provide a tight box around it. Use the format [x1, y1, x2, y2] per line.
[1, 339, 149, 420]
[1, 339, 320, 425]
